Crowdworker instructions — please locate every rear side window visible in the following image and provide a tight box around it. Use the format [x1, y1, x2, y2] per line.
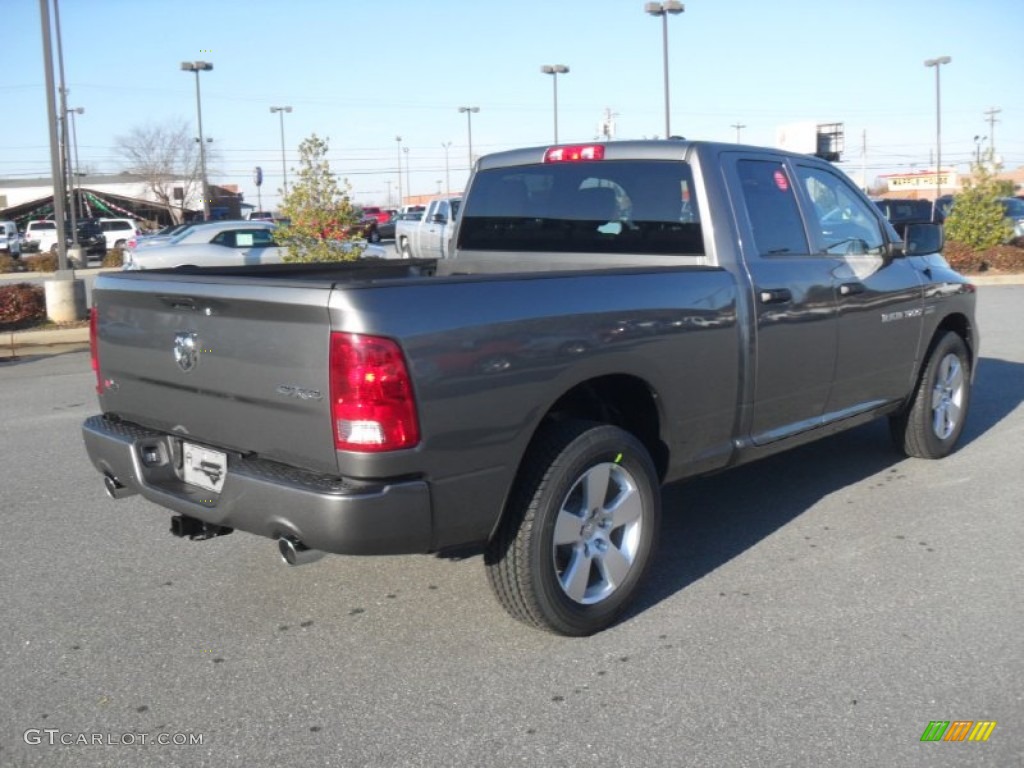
[458, 161, 703, 256]
[736, 159, 809, 257]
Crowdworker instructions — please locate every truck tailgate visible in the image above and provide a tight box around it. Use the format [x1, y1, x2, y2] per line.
[92, 273, 338, 475]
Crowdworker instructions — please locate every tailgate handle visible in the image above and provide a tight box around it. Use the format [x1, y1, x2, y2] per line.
[159, 295, 199, 311]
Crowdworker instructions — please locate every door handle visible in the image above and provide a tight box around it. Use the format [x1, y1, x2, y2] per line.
[838, 282, 865, 296]
[759, 288, 792, 304]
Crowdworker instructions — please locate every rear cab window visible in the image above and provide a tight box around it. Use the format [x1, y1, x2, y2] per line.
[458, 160, 704, 258]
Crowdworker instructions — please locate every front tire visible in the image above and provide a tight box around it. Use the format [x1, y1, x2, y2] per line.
[485, 420, 660, 636]
[890, 331, 971, 459]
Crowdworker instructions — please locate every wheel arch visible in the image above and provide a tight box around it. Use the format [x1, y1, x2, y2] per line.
[929, 311, 977, 373]
[488, 373, 669, 546]
[541, 374, 668, 481]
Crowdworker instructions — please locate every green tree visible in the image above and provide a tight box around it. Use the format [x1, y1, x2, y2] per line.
[944, 160, 1013, 250]
[275, 134, 365, 262]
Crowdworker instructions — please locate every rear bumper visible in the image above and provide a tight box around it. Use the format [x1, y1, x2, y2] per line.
[81, 414, 433, 555]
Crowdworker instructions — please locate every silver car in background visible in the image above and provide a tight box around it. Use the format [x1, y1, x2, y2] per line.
[122, 220, 387, 270]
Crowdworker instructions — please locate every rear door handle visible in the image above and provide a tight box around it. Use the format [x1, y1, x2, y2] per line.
[838, 282, 865, 296]
[759, 288, 792, 305]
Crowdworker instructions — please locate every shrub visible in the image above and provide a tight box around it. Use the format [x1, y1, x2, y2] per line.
[276, 134, 366, 263]
[0, 254, 20, 274]
[23, 252, 59, 273]
[0, 283, 46, 330]
[103, 248, 124, 268]
[944, 162, 1014, 250]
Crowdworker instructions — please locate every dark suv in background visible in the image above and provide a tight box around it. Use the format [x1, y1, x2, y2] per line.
[873, 198, 941, 237]
[62, 219, 108, 262]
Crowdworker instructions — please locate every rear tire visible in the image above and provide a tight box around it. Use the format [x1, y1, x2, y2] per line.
[485, 420, 660, 636]
[890, 331, 971, 459]
[399, 238, 412, 259]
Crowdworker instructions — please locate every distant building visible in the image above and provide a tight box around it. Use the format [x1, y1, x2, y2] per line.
[0, 173, 248, 228]
[877, 169, 961, 200]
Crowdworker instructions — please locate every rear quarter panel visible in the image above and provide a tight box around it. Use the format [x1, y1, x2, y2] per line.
[329, 267, 740, 547]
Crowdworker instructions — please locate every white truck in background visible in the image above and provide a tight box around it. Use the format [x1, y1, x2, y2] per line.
[394, 197, 461, 259]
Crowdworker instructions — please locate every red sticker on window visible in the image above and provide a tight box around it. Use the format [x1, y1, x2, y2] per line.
[773, 170, 789, 191]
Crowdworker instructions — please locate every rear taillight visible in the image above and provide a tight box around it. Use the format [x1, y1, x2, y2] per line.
[329, 332, 419, 452]
[89, 306, 103, 394]
[544, 144, 606, 163]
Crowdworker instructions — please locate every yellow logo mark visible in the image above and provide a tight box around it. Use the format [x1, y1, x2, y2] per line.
[968, 721, 997, 742]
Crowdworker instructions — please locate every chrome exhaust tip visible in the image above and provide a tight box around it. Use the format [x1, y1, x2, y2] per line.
[103, 474, 135, 499]
[278, 537, 324, 566]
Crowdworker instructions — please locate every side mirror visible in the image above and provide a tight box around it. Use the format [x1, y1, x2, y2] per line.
[902, 223, 944, 256]
[432, 213, 446, 224]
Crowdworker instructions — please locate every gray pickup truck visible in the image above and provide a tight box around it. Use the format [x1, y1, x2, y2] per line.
[394, 196, 460, 259]
[82, 140, 977, 636]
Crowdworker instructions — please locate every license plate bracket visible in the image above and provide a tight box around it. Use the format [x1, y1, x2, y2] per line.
[182, 442, 227, 494]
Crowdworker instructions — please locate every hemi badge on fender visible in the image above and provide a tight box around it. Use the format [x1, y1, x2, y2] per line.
[881, 307, 923, 323]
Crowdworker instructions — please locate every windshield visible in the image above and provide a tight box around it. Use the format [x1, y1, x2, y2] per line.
[459, 160, 703, 255]
[169, 226, 197, 244]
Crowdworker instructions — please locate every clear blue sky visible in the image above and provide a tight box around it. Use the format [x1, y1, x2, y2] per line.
[2, 0, 1021, 209]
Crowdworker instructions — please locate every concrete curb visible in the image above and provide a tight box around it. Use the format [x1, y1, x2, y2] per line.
[968, 274, 1024, 285]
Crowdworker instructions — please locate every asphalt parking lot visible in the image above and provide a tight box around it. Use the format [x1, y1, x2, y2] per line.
[0, 286, 1021, 767]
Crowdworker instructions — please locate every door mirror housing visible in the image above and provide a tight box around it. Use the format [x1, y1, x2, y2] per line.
[900, 223, 944, 256]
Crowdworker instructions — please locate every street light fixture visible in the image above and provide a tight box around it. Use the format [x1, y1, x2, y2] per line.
[441, 141, 452, 196]
[924, 55, 951, 199]
[540, 64, 569, 143]
[269, 106, 292, 199]
[181, 60, 213, 220]
[458, 106, 480, 172]
[644, 1, 684, 139]
[973, 134, 987, 166]
[395, 135, 403, 206]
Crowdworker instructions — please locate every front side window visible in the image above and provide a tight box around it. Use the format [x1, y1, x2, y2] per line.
[458, 161, 703, 256]
[796, 165, 884, 255]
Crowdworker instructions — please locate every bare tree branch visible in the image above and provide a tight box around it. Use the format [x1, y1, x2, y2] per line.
[114, 121, 213, 224]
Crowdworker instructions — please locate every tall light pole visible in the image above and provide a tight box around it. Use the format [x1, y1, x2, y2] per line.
[644, 1, 684, 139]
[395, 135, 403, 206]
[731, 122, 745, 143]
[403, 146, 411, 201]
[269, 106, 292, 199]
[39, 0, 70, 272]
[541, 65, 569, 143]
[441, 141, 452, 195]
[52, 0, 80, 252]
[458, 107, 480, 172]
[67, 107, 84, 218]
[924, 55, 951, 199]
[181, 61, 213, 220]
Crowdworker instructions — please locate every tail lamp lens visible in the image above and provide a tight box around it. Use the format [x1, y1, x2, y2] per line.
[329, 332, 419, 452]
[89, 306, 103, 394]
